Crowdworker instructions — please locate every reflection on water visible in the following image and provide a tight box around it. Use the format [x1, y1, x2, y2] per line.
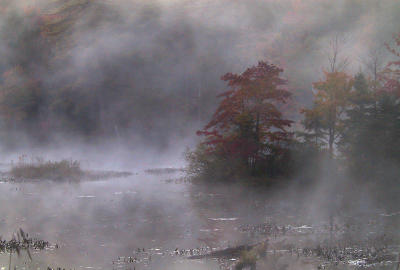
[0, 171, 398, 270]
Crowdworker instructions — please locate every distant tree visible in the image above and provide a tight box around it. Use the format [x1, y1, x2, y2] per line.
[338, 73, 373, 160]
[300, 104, 325, 147]
[302, 71, 353, 156]
[338, 33, 400, 194]
[326, 34, 350, 73]
[196, 61, 293, 175]
[0, 8, 49, 141]
[341, 91, 400, 186]
[0, 68, 45, 132]
[0, 8, 48, 72]
[382, 32, 400, 95]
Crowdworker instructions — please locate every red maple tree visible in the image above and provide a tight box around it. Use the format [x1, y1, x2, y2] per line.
[197, 61, 293, 171]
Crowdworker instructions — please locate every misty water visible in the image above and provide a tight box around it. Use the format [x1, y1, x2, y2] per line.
[0, 165, 398, 270]
[0, 169, 198, 270]
[1, 0, 400, 269]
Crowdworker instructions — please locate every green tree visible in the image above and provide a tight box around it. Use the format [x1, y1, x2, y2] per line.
[339, 73, 374, 164]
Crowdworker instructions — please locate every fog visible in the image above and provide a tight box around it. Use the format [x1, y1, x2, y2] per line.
[0, 0, 399, 146]
[0, 0, 399, 269]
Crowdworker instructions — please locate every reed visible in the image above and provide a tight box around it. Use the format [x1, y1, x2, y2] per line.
[10, 156, 83, 181]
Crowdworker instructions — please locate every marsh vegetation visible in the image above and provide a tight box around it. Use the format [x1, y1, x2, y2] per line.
[10, 156, 83, 181]
[8, 156, 132, 182]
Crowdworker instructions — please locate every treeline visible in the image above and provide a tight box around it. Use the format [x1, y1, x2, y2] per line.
[0, 0, 227, 147]
[188, 34, 400, 191]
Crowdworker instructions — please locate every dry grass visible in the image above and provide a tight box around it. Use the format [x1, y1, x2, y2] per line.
[11, 156, 83, 181]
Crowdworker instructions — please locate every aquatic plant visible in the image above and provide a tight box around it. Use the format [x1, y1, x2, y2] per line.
[0, 228, 50, 270]
[10, 156, 83, 181]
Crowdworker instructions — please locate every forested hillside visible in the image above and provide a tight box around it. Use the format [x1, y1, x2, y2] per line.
[0, 0, 232, 147]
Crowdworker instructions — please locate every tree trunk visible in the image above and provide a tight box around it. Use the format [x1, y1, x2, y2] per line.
[8, 251, 11, 270]
[328, 101, 336, 158]
[328, 128, 334, 157]
[252, 112, 260, 174]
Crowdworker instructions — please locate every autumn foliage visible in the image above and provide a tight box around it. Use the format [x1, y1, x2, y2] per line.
[382, 33, 400, 96]
[195, 61, 293, 176]
[302, 71, 354, 156]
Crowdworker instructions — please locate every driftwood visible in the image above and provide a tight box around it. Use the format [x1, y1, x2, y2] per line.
[188, 241, 267, 260]
[188, 242, 268, 270]
[188, 245, 253, 259]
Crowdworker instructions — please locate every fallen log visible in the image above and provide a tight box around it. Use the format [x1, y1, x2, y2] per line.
[188, 241, 268, 260]
[188, 245, 252, 259]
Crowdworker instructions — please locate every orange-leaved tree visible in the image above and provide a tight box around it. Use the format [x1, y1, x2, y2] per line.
[302, 71, 353, 157]
[196, 61, 293, 174]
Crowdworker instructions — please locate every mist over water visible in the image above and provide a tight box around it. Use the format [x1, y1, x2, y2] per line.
[0, 167, 397, 270]
[0, 171, 193, 269]
[0, 0, 399, 269]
